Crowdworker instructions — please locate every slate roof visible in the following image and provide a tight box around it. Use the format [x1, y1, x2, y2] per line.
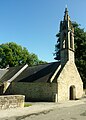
[0, 64, 25, 82]
[14, 62, 60, 82]
[0, 69, 8, 80]
[0, 62, 60, 83]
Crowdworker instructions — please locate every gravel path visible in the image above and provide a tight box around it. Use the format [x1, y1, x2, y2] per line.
[0, 97, 86, 120]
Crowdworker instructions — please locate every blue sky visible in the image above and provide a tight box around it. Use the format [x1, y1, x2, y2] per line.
[0, 0, 86, 62]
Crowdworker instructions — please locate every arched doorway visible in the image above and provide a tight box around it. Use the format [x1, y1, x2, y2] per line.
[69, 85, 76, 100]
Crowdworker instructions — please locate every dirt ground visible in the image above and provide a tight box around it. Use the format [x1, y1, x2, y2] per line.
[0, 97, 86, 120]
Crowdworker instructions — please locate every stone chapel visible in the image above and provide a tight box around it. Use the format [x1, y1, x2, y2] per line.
[0, 8, 83, 102]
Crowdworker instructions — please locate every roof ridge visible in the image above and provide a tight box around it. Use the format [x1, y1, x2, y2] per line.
[27, 61, 60, 68]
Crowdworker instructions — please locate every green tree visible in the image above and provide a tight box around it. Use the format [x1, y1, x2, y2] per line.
[0, 42, 46, 68]
[73, 22, 86, 88]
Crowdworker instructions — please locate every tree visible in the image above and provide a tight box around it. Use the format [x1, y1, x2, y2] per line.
[54, 22, 86, 88]
[0, 42, 46, 68]
[73, 22, 86, 88]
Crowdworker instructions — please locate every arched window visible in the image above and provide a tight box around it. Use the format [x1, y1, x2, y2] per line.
[63, 39, 65, 48]
[62, 32, 66, 48]
[70, 32, 73, 49]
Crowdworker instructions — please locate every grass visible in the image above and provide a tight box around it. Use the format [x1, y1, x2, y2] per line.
[24, 103, 32, 107]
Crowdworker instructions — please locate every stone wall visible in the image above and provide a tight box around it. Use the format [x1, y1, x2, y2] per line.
[7, 82, 58, 102]
[0, 95, 25, 110]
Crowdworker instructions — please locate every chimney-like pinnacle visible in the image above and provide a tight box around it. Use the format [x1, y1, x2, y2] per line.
[64, 6, 69, 21]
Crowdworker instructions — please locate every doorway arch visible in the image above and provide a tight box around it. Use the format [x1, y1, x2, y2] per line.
[69, 85, 76, 100]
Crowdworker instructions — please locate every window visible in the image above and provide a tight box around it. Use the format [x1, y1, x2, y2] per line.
[63, 39, 66, 48]
[62, 33, 66, 48]
[70, 32, 73, 49]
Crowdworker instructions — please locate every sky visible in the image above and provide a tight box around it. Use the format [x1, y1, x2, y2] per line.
[0, 0, 86, 62]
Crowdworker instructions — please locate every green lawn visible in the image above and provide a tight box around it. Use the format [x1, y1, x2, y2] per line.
[24, 103, 32, 107]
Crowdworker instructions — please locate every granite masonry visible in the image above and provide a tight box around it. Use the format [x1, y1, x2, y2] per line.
[0, 95, 25, 110]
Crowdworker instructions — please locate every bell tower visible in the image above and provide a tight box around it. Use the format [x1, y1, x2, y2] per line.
[60, 7, 74, 66]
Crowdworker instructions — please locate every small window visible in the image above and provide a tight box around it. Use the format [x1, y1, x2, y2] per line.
[62, 33, 66, 48]
[70, 32, 73, 49]
[63, 39, 66, 48]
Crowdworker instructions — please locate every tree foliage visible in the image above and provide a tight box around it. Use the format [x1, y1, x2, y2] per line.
[0, 42, 46, 68]
[73, 22, 86, 88]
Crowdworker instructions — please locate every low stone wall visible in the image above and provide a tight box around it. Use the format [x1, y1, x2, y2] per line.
[7, 82, 58, 102]
[0, 95, 25, 110]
